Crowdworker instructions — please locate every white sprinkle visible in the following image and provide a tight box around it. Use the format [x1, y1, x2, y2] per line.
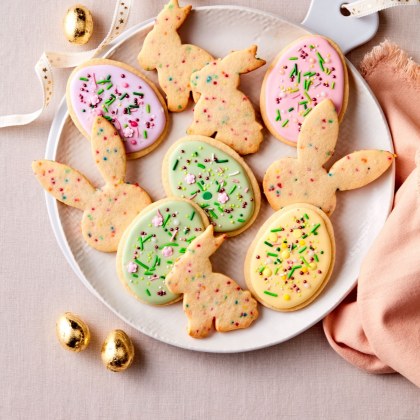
[228, 171, 240, 177]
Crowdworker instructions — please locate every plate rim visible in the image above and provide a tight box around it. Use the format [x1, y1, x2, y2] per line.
[44, 5, 395, 353]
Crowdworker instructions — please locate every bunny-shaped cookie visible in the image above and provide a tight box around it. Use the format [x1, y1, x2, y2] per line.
[138, 0, 213, 112]
[188, 45, 266, 155]
[166, 225, 259, 338]
[32, 116, 152, 252]
[263, 99, 394, 215]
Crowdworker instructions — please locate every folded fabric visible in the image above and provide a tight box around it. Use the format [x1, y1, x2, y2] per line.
[323, 41, 420, 388]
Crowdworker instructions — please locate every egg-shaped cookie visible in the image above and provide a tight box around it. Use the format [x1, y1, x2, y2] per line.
[260, 35, 348, 146]
[67, 58, 169, 159]
[162, 135, 261, 236]
[245, 203, 335, 311]
[116, 198, 209, 305]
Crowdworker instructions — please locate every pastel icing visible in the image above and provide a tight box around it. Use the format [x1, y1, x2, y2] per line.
[247, 205, 334, 310]
[69, 63, 166, 155]
[165, 138, 256, 233]
[118, 200, 207, 305]
[263, 36, 345, 144]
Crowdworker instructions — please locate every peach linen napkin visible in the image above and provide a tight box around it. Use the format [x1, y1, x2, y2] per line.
[323, 41, 420, 387]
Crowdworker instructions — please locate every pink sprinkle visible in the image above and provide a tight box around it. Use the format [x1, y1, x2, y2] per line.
[218, 192, 229, 204]
[130, 140, 137, 145]
[185, 173, 196, 184]
[129, 120, 138, 127]
[123, 127, 134, 138]
[162, 246, 173, 257]
[152, 210, 163, 227]
[127, 262, 138, 273]
[122, 82, 129, 88]
[244, 187, 249, 193]
[89, 94, 100, 106]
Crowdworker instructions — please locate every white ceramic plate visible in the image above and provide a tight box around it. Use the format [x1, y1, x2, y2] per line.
[45, 6, 394, 353]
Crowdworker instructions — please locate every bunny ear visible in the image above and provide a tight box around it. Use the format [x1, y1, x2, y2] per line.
[91, 116, 126, 184]
[32, 160, 95, 210]
[297, 99, 339, 169]
[328, 150, 394, 191]
[222, 45, 266, 75]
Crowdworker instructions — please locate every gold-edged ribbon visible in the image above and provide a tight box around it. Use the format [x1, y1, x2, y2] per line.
[0, 0, 131, 128]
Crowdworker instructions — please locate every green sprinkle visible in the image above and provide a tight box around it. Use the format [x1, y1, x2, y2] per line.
[189, 211, 195, 221]
[314, 254, 319, 262]
[209, 210, 218, 219]
[229, 185, 237, 194]
[297, 71, 301, 83]
[267, 252, 278, 257]
[298, 246, 307, 253]
[143, 130, 148, 139]
[197, 163, 206, 169]
[102, 105, 108, 112]
[135, 259, 149, 270]
[159, 242, 179, 248]
[304, 213, 309, 220]
[301, 257, 310, 267]
[328, 119, 334, 123]
[152, 255, 159, 268]
[197, 183, 204, 191]
[143, 234, 153, 243]
[133, 92, 144, 96]
[270, 228, 283, 232]
[146, 104, 151, 113]
[119, 93, 128, 100]
[103, 116, 112, 121]
[303, 71, 316, 77]
[106, 83, 113, 90]
[167, 260, 173, 265]
[258, 266, 266, 274]
[302, 234, 308, 239]
[316, 52, 325, 63]
[145, 289, 151, 296]
[179, 248, 186, 254]
[287, 265, 302, 279]
[264, 291, 278, 297]
[186, 236, 196, 243]
[264, 241, 273, 247]
[304, 91, 312, 102]
[162, 214, 171, 227]
[303, 108, 312, 117]
[138, 237, 144, 250]
[97, 88, 104, 95]
[215, 158, 229, 163]
[274, 267, 280, 275]
[237, 218, 245, 223]
[281, 119, 289, 128]
[287, 107, 294, 112]
[97, 79, 108, 84]
[144, 271, 154, 276]
[128, 105, 139, 109]
[172, 159, 179, 170]
[331, 82, 335, 89]
[289, 57, 298, 60]
[79, 77, 89, 81]
[275, 109, 281, 121]
[319, 60, 325, 72]
[311, 223, 321, 234]
[299, 100, 308, 105]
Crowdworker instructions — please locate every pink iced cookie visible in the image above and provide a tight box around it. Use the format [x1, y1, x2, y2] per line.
[260, 35, 348, 147]
[67, 59, 169, 159]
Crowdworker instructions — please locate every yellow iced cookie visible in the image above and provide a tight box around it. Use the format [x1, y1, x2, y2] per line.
[245, 203, 335, 311]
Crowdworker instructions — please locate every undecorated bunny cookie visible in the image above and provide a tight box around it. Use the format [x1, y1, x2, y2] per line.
[166, 225, 259, 338]
[263, 99, 394, 215]
[32, 116, 152, 252]
[138, 0, 213, 112]
[188, 45, 266, 155]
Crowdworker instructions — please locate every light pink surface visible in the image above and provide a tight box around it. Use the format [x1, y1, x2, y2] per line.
[1, 1, 420, 419]
[323, 41, 420, 388]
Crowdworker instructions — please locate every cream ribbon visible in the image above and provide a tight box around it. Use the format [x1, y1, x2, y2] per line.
[0, 0, 131, 128]
[342, 0, 419, 17]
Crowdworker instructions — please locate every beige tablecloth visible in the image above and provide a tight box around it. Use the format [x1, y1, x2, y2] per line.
[1, 1, 419, 419]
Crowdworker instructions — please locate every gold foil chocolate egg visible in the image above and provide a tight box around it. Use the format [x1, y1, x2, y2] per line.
[63, 4, 94, 45]
[101, 330, 135, 372]
[56, 312, 91, 352]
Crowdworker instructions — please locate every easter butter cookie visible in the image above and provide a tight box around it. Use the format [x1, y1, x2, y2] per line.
[162, 135, 261, 236]
[260, 35, 348, 146]
[116, 198, 209, 305]
[32, 116, 152, 252]
[166, 225, 259, 338]
[245, 203, 335, 311]
[67, 58, 169, 159]
[263, 99, 394, 215]
[138, 0, 213, 112]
